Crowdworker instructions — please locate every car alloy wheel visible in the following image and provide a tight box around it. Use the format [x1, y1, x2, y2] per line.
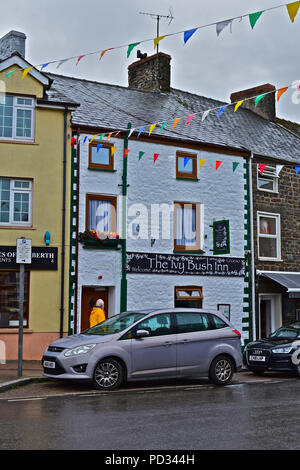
[209, 355, 234, 386]
[93, 359, 123, 390]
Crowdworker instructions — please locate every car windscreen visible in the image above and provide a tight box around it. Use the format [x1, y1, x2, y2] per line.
[270, 327, 300, 339]
[84, 311, 148, 336]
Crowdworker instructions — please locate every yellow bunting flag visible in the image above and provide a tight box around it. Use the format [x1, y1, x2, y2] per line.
[199, 159, 206, 169]
[22, 67, 33, 80]
[149, 124, 156, 136]
[287, 1, 300, 22]
[234, 100, 244, 112]
[111, 146, 117, 156]
[154, 35, 167, 50]
[173, 118, 181, 129]
[90, 135, 98, 143]
[277, 87, 289, 102]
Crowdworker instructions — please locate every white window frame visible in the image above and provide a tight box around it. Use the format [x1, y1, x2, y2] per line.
[0, 178, 33, 227]
[257, 211, 281, 261]
[0, 95, 35, 142]
[174, 202, 204, 251]
[257, 164, 279, 193]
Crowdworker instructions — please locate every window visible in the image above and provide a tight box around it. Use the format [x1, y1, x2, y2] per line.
[258, 212, 281, 260]
[0, 178, 32, 226]
[257, 165, 278, 193]
[86, 194, 117, 233]
[174, 202, 203, 251]
[175, 312, 211, 334]
[134, 314, 172, 337]
[211, 315, 228, 329]
[176, 152, 197, 179]
[0, 271, 29, 328]
[0, 95, 34, 141]
[175, 287, 203, 308]
[89, 142, 114, 170]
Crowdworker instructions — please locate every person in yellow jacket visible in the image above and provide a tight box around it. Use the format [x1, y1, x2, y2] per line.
[89, 299, 106, 328]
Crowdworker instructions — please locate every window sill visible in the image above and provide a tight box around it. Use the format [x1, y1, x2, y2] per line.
[174, 250, 205, 255]
[0, 226, 36, 230]
[0, 140, 38, 145]
[258, 257, 283, 262]
[176, 177, 199, 182]
[0, 328, 33, 334]
[88, 167, 117, 172]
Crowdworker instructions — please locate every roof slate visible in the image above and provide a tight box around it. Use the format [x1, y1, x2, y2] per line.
[46, 72, 300, 163]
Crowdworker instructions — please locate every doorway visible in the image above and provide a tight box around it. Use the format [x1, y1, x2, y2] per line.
[81, 287, 108, 332]
[259, 294, 282, 338]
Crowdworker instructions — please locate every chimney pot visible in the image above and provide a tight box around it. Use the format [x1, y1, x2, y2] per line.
[0, 30, 26, 61]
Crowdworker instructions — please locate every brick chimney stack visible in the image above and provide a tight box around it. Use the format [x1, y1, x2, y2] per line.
[230, 83, 276, 121]
[0, 30, 26, 61]
[128, 52, 171, 92]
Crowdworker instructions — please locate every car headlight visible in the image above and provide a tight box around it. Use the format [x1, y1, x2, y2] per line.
[272, 346, 293, 354]
[64, 344, 97, 357]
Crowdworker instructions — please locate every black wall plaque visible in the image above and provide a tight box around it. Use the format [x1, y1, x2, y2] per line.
[0, 246, 58, 270]
[126, 252, 245, 277]
[213, 220, 230, 255]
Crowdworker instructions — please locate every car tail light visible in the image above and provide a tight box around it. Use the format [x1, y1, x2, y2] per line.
[233, 329, 241, 340]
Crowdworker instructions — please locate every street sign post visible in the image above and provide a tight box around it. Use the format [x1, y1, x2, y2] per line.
[16, 238, 32, 377]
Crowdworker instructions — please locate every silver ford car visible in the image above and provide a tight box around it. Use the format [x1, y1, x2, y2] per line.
[42, 308, 242, 390]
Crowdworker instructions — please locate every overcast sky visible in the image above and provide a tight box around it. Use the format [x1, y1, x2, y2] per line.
[2, 0, 300, 123]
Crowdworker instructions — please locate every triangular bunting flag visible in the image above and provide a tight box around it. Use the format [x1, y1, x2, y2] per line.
[184, 28, 198, 44]
[5, 69, 17, 79]
[199, 159, 206, 169]
[258, 164, 267, 175]
[216, 20, 232, 36]
[100, 48, 114, 60]
[138, 151, 145, 160]
[106, 132, 112, 141]
[154, 35, 167, 50]
[160, 121, 168, 132]
[255, 93, 267, 107]
[149, 124, 156, 136]
[76, 55, 85, 65]
[234, 100, 244, 112]
[276, 165, 284, 176]
[202, 110, 210, 121]
[184, 157, 190, 167]
[295, 166, 300, 174]
[124, 149, 130, 159]
[99, 133, 105, 141]
[114, 131, 121, 137]
[216, 161, 223, 170]
[233, 162, 240, 172]
[127, 42, 140, 58]
[128, 128, 135, 139]
[83, 136, 88, 144]
[287, 1, 300, 22]
[22, 67, 33, 80]
[41, 63, 50, 71]
[90, 135, 97, 143]
[277, 87, 289, 102]
[111, 146, 117, 156]
[153, 153, 159, 163]
[219, 105, 228, 117]
[71, 137, 76, 148]
[97, 144, 102, 152]
[138, 126, 145, 137]
[249, 11, 264, 29]
[173, 118, 181, 129]
[56, 58, 70, 69]
[186, 114, 196, 125]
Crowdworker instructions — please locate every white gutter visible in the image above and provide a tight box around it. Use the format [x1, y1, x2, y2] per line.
[248, 152, 256, 340]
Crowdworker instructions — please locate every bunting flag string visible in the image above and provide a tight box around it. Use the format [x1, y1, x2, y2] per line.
[6, 2, 300, 76]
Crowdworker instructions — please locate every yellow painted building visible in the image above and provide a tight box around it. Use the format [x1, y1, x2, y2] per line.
[0, 32, 77, 360]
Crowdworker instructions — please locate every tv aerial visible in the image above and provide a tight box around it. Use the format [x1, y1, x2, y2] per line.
[139, 8, 174, 53]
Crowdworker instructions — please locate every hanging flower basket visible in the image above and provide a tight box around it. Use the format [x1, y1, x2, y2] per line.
[78, 230, 122, 249]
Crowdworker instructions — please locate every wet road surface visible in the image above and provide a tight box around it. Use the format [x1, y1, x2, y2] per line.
[0, 379, 299, 450]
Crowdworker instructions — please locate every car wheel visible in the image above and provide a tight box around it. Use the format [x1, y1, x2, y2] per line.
[295, 364, 300, 378]
[93, 358, 123, 391]
[209, 355, 234, 386]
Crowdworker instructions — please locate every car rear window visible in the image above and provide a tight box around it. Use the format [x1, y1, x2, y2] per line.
[211, 315, 228, 329]
[175, 313, 212, 333]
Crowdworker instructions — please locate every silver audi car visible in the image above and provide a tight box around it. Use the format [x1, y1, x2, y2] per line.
[42, 308, 242, 390]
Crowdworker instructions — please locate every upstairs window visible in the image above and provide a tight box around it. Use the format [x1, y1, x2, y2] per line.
[0, 178, 32, 226]
[176, 152, 197, 179]
[258, 212, 281, 260]
[86, 194, 117, 233]
[89, 142, 114, 170]
[257, 164, 278, 193]
[0, 95, 34, 141]
[174, 202, 203, 251]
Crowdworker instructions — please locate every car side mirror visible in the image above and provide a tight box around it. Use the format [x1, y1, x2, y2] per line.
[135, 329, 150, 339]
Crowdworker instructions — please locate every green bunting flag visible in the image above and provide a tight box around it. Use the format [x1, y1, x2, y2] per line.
[5, 69, 17, 79]
[255, 93, 267, 107]
[233, 162, 240, 172]
[127, 42, 140, 58]
[249, 11, 264, 29]
[160, 121, 168, 132]
[138, 151, 145, 160]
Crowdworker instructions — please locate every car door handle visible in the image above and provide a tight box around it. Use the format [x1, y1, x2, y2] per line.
[164, 341, 173, 346]
[178, 339, 189, 344]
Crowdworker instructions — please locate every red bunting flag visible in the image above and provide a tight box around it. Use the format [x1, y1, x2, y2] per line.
[154, 153, 159, 163]
[186, 114, 196, 126]
[259, 164, 267, 175]
[71, 137, 76, 147]
[124, 149, 130, 159]
[216, 161, 223, 170]
[76, 55, 85, 65]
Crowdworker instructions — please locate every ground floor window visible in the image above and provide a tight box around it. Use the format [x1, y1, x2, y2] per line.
[174, 286, 203, 309]
[0, 271, 29, 328]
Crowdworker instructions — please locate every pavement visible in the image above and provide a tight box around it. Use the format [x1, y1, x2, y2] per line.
[0, 360, 297, 397]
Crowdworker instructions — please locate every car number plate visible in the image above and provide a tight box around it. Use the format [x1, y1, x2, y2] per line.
[43, 360, 55, 369]
[249, 355, 266, 362]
